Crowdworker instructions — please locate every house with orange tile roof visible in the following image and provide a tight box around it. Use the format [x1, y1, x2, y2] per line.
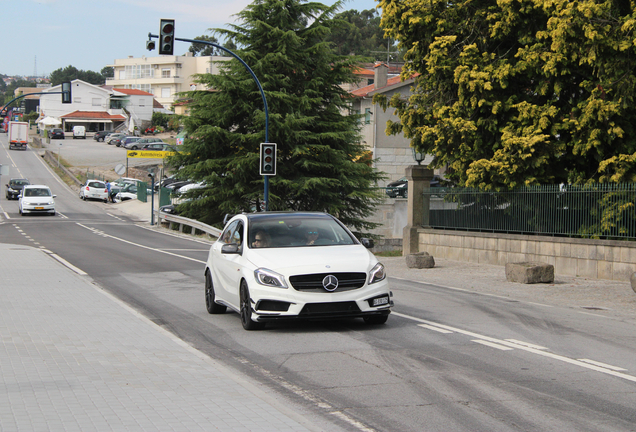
[350, 63, 434, 186]
[38, 80, 154, 134]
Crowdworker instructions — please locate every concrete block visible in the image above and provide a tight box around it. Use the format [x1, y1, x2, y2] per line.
[505, 262, 555, 284]
[406, 252, 435, 269]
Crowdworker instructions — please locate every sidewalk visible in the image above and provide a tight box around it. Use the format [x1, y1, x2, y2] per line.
[0, 243, 322, 432]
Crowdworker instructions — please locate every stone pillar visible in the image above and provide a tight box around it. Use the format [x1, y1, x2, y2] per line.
[402, 165, 434, 255]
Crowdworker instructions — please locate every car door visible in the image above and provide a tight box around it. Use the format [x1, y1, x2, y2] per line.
[212, 220, 245, 309]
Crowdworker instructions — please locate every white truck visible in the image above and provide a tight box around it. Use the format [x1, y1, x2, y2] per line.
[8, 121, 28, 150]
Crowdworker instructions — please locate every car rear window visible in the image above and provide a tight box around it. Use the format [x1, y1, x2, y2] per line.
[88, 182, 105, 188]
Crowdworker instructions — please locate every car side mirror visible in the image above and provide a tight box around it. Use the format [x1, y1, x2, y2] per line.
[360, 238, 374, 249]
[53, 195, 57, 198]
[221, 243, 241, 255]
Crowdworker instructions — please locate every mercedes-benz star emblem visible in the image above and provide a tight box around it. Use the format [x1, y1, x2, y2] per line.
[322, 275, 339, 292]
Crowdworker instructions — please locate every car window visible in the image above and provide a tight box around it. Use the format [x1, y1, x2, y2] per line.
[220, 220, 239, 244]
[248, 215, 356, 248]
[88, 181, 104, 188]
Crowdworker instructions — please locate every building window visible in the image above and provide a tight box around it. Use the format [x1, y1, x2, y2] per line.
[161, 68, 171, 78]
[161, 87, 171, 98]
[365, 108, 372, 125]
[119, 70, 126, 80]
[367, 78, 374, 86]
[139, 100, 145, 107]
[124, 64, 154, 79]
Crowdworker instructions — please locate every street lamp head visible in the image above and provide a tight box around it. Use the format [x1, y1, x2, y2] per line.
[412, 147, 424, 165]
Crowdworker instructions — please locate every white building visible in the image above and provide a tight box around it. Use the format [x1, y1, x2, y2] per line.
[40, 80, 154, 133]
[105, 53, 231, 109]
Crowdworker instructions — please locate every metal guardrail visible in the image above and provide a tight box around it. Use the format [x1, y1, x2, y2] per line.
[156, 211, 222, 239]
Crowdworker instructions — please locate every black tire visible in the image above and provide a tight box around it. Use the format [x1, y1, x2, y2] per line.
[205, 271, 227, 314]
[104, 199, 108, 203]
[98, 137, 104, 142]
[240, 281, 264, 330]
[363, 314, 389, 325]
[131, 145, 138, 150]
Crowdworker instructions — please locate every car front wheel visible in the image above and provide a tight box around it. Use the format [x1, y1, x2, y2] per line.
[205, 271, 226, 314]
[240, 281, 264, 330]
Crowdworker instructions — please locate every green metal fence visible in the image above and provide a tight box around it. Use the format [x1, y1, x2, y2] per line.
[425, 183, 636, 240]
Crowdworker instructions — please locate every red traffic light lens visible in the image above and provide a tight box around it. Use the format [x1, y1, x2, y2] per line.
[265, 148, 272, 154]
[162, 23, 174, 34]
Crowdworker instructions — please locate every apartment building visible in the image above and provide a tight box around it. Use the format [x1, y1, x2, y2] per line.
[105, 53, 231, 109]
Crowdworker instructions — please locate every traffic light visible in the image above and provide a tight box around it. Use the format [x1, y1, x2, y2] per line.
[61, 82, 71, 104]
[260, 143, 277, 176]
[159, 19, 175, 55]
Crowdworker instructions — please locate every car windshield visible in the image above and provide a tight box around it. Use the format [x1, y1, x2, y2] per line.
[11, 180, 29, 187]
[24, 188, 51, 197]
[247, 214, 356, 249]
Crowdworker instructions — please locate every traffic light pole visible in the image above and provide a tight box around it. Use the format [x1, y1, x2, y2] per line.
[147, 32, 272, 210]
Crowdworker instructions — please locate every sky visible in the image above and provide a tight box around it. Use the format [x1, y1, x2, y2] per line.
[3, 0, 380, 78]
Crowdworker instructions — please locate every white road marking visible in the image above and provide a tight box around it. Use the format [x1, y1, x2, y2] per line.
[505, 339, 549, 350]
[578, 359, 628, 371]
[396, 312, 636, 383]
[47, 252, 88, 276]
[418, 324, 453, 333]
[472, 339, 514, 351]
[76, 223, 206, 264]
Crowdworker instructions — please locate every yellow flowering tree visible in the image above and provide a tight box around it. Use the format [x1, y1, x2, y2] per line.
[376, 0, 636, 189]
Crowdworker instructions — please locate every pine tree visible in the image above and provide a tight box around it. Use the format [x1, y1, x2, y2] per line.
[171, 0, 384, 233]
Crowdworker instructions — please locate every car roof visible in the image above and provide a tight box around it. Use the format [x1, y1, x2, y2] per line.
[244, 211, 331, 222]
[24, 185, 51, 189]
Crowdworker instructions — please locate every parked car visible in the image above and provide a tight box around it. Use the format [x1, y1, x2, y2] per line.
[72, 125, 86, 139]
[204, 212, 392, 330]
[113, 182, 152, 202]
[79, 180, 109, 203]
[159, 204, 178, 215]
[385, 175, 442, 198]
[105, 133, 127, 145]
[121, 137, 144, 149]
[135, 137, 165, 147]
[140, 143, 177, 151]
[5, 178, 30, 200]
[93, 131, 111, 142]
[19, 185, 56, 216]
[108, 178, 138, 201]
[50, 128, 65, 139]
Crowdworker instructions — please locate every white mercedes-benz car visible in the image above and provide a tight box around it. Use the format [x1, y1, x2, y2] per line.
[19, 185, 56, 216]
[204, 212, 392, 330]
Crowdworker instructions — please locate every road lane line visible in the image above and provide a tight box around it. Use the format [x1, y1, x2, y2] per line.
[76, 223, 206, 264]
[418, 324, 453, 334]
[396, 311, 636, 383]
[472, 340, 514, 351]
[578, 359, 628, 371]
[504, 339, 549, 350]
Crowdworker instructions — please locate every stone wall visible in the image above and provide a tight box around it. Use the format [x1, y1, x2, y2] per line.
[417, 228, 636, 281]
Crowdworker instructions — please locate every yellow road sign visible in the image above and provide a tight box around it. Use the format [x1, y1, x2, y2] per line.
[126, 150, 175, 159]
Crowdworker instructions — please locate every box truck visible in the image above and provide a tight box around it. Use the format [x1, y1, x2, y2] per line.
[8, 121, 28, 150]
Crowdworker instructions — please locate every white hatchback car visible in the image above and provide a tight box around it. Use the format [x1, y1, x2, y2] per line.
[19, 185, 56, 216]
[79, 180, 109, 202]
[204, 212, 392, 330]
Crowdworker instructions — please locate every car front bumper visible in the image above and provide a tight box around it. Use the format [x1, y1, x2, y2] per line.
[21, 204, 55, 214]
[244, 278, 393, 322]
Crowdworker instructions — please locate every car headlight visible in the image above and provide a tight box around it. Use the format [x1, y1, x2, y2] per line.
[254, 268, 288, 288]
[369, 263, 386, 284]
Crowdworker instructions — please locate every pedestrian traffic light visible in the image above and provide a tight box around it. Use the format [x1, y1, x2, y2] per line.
[61, 82, 71, 104]
[260, 143, 277, 176]
[159, 19, 175, 55]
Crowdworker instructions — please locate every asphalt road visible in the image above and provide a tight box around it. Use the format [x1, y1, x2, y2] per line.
[2, 134, 636, 431]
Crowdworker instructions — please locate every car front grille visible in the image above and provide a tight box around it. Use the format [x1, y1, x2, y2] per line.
[289, 272, 367, 292]
[298, 301, 361, 317]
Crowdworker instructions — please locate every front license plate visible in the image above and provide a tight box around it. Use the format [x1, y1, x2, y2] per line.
[35, 207, 44, 210]
[373, 297, 389, 306]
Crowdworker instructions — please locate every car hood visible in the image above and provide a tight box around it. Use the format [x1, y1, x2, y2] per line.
[245, 244, 377, 276]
